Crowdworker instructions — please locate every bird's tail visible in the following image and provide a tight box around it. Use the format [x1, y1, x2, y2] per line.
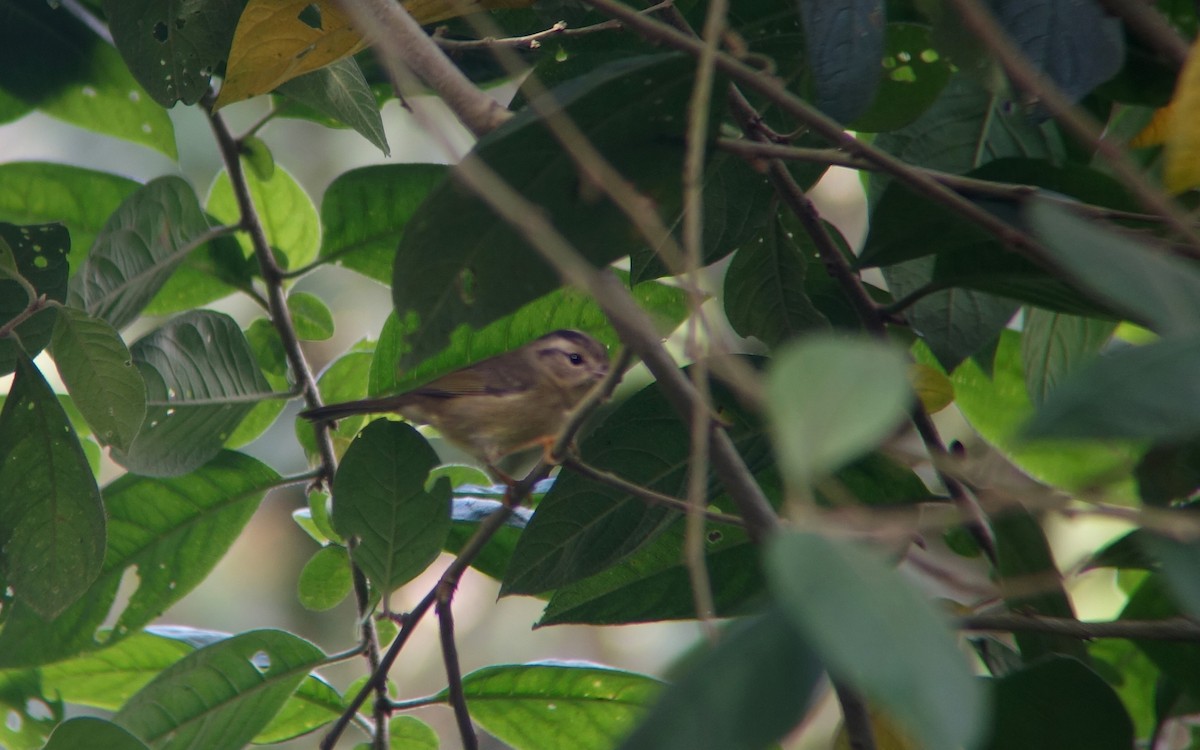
[298, 396, 409, 422]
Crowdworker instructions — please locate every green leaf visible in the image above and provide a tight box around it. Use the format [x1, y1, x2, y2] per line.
[253, 673, 345, 745]
[240, 136, 275, 182]
[723, 212, 829, 347]
[44, 717, 148, 750]
[1137, 533, 1200, 619]
[0, 353, 105, 620]
[384, 716, 438, 750]
[319, 164, 448, 284]
[984, 657, 1133, 750]
[0, 452, 279, 668]
[1120, 573, 1200, 703]
[766, 335, 911, 488]
[142, 231, 252, 317]
[0, 222, 70, 375]
[0, 1, 176, 158]
[443, 498, 529, 582]
[50, 306, 146, 451]
[1023, 334, 1200, 442]
[207, 164, 319, 272]
[766, 532, 985, 750]
[332, 420, 452, 594]
[77, 176, 214, 330]
[297, 544, 353, 611]
[798, 0, 883, 123]
[619, 609, 823, 750]
[393, 54, 709, 366]
[1088, 638, 1159, 740]
[1021, 310, 1116, 406]
[1025, 198, 1200, 335]
[300, 348, 375, 460]
[112, 311, 274, 477]
[501, 366, 771, 596]
[0, 667, 61, 749]
[39, 630, 194, 711]
[276, 57, 389, 156]
[288, 291, 335, 341]
[371, 273, 683, 397]
[850, 23, 953, 132]
[114, 629, 325, 749]
[0, 162, 139, 273]
[446, 663, 661, 750]
[104, 0, 243, 107]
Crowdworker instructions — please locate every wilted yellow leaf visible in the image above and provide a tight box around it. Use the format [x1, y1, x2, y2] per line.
[1164, 36, 1200, 193]
[1129, 102, 1173, 148]
[214, 0, 534, 110]
[909, 363, 953, 414]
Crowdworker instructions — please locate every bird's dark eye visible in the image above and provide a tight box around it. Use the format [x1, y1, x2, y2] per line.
[567, 352, 584, 365]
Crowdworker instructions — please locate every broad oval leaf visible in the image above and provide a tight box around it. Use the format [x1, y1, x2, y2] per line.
[297, 544, 353, 611]
[393, 54, 708, 366]
[50, 306, 147, 451]
[448, 662, 662, 750]
[77, 176, 214, 331]
[207, 164, 318, 272]
[288, 291, 335, 341]
[0, 452, 279, 669]
[44, 717, 148, 750]
[766, 532, 985, 750]
[1020, 309, 1115, 407]
[766, 335, 911, 488]
[112, 311, 274, 477]
[620, 609, 823, 750]
[332, 420, 452, 594]
[0, 354, 105, 620]
[0, 221, 70, 375]
[113, 629, 326, 750]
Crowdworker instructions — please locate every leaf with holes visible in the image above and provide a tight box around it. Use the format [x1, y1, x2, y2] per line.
[0, 452, 279, 669]
[332, 420, 452, 594]
[104, 0, 243, 106]
[0, 353, 105, 621]
[76, 177, 214, 331]
[393, 54, 713, 367]
[114, 629, 325, 749]
[50, 307, 146, 452]
[0, 222, 69, 375]
[111, 311, 273, 477]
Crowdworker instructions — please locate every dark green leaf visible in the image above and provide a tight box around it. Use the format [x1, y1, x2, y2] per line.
[448, 663, 661, 750]
[767, 335, 911, 488]
[1023, 334, 1200, 442]
[300, 348, 374, 461]
[1121, 573, 1200, 702]
[50, 306, 146, 451]
[207, 165, 319, 272]
[443, 497, 528, 582]
[112, 311, 273, 476]
[44, 717, 148, 750]
[798, 0, 884, 123]
[0, 162, 138, 273]
[297, 544, 353, 611]
[0, 1, 175, 158]
[77, 176, 213, 330]
[619, 609, 823, 750]
[0, 452, 278, 668]
[0, 353, 104, 620]
[766, 532, 985, 750]
[1088, 638, 1159, 741]
[332, 420, 452, 594]
[319, 164, 447, 284]
[142, 230, 252, 317]
[1021, 309, 1115, 406]
[1137, 533, 1200, 619]
[984, 657, 1133, 750]
[288, 291, 335, 341]
[276, 57, 389, 156]
[850, 23, 953, 132]
[103, 0, 243, 106]
[992, 507, 1088, 662]
[501, 366, 771, 595]
[370, 272, 683, 397]
[1025, 198, 1200, 335]
[0, 222, 69, 375]
[114, 629, 325, 749]
[1135, 441, 1200, 506]
[393, 54, 710, 366]
[723, 211, 829, 347]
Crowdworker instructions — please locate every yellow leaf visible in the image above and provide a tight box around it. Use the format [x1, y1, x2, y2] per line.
[1164, 36, 1200, 193]
[909, 363, 953, 414]
[215, 0, 365, 110]
[1129, 103, 1173, 148]
[215, 0, 535, 110]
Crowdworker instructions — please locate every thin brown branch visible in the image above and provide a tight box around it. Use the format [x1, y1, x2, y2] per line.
[563, 456, 747, 528]
[432, 0, 676, 50]
[833, 681, 878, 750]
[944, 0, 1200, 251]
[437, 595, 478, 750]
[0, 294, 49, 340]
[960, 613, 1200, 642]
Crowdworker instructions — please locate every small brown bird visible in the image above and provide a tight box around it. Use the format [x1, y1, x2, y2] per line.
[300, 330, 610, 474]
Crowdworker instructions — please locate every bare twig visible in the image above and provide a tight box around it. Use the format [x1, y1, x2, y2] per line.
[432, 0, 676, 50]
[960, 613, 1200, 642]
[437, 595, 478, 750]
[563, 456, 747, 527]
[834, 681, 878, 750]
